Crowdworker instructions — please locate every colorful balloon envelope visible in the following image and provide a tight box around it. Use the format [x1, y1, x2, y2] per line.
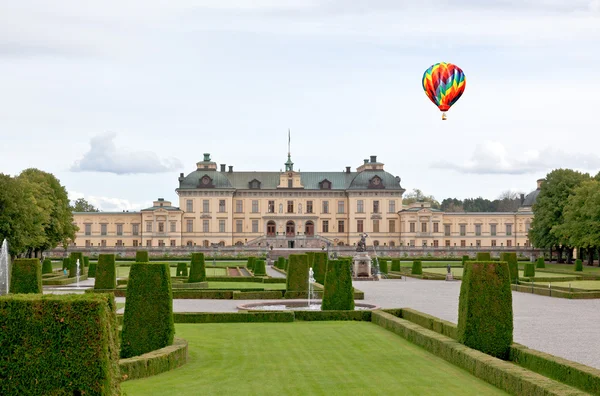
[422, 62, 466, 120]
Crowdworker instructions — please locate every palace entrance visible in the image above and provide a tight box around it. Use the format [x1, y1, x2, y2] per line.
[305, 221, 314, 236]
[286, 221, 295, 237]
[267, 221, 276, 237]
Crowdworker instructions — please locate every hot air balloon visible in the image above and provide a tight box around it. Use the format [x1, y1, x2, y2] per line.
[422, 62, 466, 120]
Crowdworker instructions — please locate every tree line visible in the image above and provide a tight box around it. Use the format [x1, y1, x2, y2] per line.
[530, 169, 600, 264]
[0, 169, 77, 257]
[402, 189, 524, 212]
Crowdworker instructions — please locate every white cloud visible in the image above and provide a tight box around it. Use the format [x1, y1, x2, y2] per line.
[431, 141, 600, 175]
[69, 190, 152, 212]
[70, 133, 183, 175]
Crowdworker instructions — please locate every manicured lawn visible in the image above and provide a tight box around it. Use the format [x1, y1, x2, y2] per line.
[525, 262, 600, 275]
[397, 261, 464, 268]
[206, 282, 285, 290]
[117, 266, 230, 278]
[424, 267, 578, 279]
[121, 322, 505, 395]
[534, 280, 600, 291]
[205, 268, 227, 277]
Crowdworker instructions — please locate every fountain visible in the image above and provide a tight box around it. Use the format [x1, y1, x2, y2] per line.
[0, 239, 11, 295]
[76, 259, 81, 288]
[307, 267, 316, 308]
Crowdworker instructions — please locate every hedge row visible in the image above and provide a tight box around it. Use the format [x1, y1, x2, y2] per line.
[0, 293, 120, 395]
[42, 274, 89, 286]
[9, 259, 42, 294]
[476, 252, 491, 261]
[399, 308, 457, 340]
[172, 290, 233, 299]
[371, 311, 585, 396]
[294, 310, 371, 322]
[322, 259, 354, 311]
[121, 263, 174, 358]
[119, 338, 188, 382]
[172, 311, 294, 323]
[232, 291, 284, 299]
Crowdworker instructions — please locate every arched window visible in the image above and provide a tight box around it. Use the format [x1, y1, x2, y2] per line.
[186, 240, 193, 246]
[373, 240, 380, 246]
[235, 241, 244, 246]
[337, 241, 345, 246]
[203, 240, 209, 247]
[389, 241, 396, 247]
[218, 241, 225, 247]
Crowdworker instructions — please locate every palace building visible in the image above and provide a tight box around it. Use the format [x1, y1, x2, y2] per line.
[71, 153, 538, 250]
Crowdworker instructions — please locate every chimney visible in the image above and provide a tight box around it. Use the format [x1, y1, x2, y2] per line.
[536, 178, 545, 189]
[346, 166, 351, 173]
[520, 193, 525, 205]
[363, 159, 369, 164]
[203, 153, 211, 161]
[220, 164, 226, 172]
[228, 166, 233, 173]
[178, 172, 184, 182]
[370, 155, 377, 163]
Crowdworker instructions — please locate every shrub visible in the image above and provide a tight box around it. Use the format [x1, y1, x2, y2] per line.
[286, 254, 309, 293]
[253, 259, 266, 276]
[322, 259, 355, 311]
[284, 258, 289, 271]
[391, 259, 400, 272]
[536, 257, 545, 268]
[95, 254, 117, 290]
[523, 263, 535, 277]
[62, 257, 70, 272]
[312, 252, 327, 285]
[378, 258, 388, 274]
[121, 263, 174, 358]
[458, 261, 513, 359]
[476, 252, 491, 261]
[277, 256, 285, 269]
[42, 258, 53, 274]
[9, 258, 42, 294]
[247, 257, 255, 272]
[461, 255, 469, 267]
[411, 260, 422, 275]
[70, 252, 85, 275]
[500, 252, 519, 284]
[176, 262, 188, 277]
[135, 250, 149, 263]
[306, 252, 315, 268]
[575, 259, 583, 272]
[189, 253, 206, 283]
[0, 293, 120, 395]
[88, 263, 97, 278]
[84, 256, 90, 268]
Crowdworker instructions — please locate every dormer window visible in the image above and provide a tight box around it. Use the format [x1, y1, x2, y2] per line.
[249, 179, 261, 189]
[368, 176, 384, 189]
[197, 175, 214, 188]
[319, 179, 331, 190]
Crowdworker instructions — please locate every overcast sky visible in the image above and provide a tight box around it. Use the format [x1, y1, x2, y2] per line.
[2, 1, 599, 211]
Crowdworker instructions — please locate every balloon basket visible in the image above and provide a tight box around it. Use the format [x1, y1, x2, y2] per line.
[441, 113, 447, 120]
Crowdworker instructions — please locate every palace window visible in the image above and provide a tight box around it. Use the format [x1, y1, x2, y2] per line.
[476, 240, 481, 247]
[203, 220, 209, 233]
[421, 222, 427, 233]
[460, 225, 466, 236]
[186, 240, 193, 246]
[338, 220, 345, 233]
[252, 200, 259, 213]
[85, 240, 91, 247]
[507, 240, 512, 247]
[132, 224, 139, 236]
[117, 224, 123, 236]
[236, 220, 243, 233]
[170, 221, 176, 232]
[145, 240, 151, 247]
[389, 220, 396, 233]
[357, 200, 364, 213]
[461, 240, 466, 247]
[490, 224, 497, 236]
[170, 240, 176, 247]
[252, 220, 259, 233]
[445, 240, 450, 247]
[373, 220, 380, 233]
[268, 200, 275, 213]
[306, 201, 313, 213]
[186, 219, 193, 233]
[357, 220, 364, 233]
[158, 222, 164, 233]
[133, 240, 139, 247]
[444, 224, 450, 236]
[409, 222, 415, 233]
[101, 224, 107, 236]
[337, 201, 345, 214]
[146, 221, 152, 232]
[101, 240, 107, 247]
[525, 221, 531, 232]
[158, 240, 165, 247]
[219, 220, 225, 233]
[322, 201, 329, 214]
[186, 199, 193, 212]
[475, 224, 481, 236]
[433, 223, 439, 233]
[434, 240, 439, 247]
[288, 179, 293, 188]
[219, 199, 226, 212]
[85, 224, 91, 236]
[389, 200, 396, 213]
[287, 200, 294, 213]
[506, 224, 512, 236]
[322, 220, 329, 233]
[410, 240, 415, 247]
[236, 200, 243, 213]
[491, 240, 497, 247]
[203, 199, 210, 213]
[373, 200, 379, 213]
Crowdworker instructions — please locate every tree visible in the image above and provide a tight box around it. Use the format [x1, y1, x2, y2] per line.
[71, 198, 99, 212]
[494, 190, 524, 212]
[440, 198, 464, 212]
[402, 189, 440, 209]
[529, 169, 590, 263]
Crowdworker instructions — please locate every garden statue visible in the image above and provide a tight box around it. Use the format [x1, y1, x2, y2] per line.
[356, 233, 367, 252]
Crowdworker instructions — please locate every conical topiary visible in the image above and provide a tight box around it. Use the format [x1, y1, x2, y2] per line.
[312, 252, 328, 285]
[189, 253, 206, 282]
[253, 259, 266, 276]
[42, 258, 53, 274]
[322, 259, 355, 311]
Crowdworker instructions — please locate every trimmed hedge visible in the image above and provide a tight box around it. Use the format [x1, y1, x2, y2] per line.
[41, 258, 53, 274]
[173, 311, 294, 323]
[378, 259, 388, 274]
[500, 253, 519, 284]
[136, 250, 149, 263]
[391, 258, 401, 272]
[121, 263, 174, 358]
[176, 262, 188, 277]
[284, 258, 289, 271]
[294, 310, 371, 322]
[88, 263, 97, 278]
[0, 293, 120, 395]
[411, 260, 422, 275]
[120, 338, 188, 382]
[322, 260, 355, 311]
[458, 261, 513, 359]
[69, 256, 82, 278]
[232, 291, 283, 299]
[312, 252, 328, 285]
[277, 256, 285, 269]
[62, 257, 70, 272]
[9, 258, 42, 294]
[247, 257, 256, 272]
[476, 252, 491, 261]
[399, 308, 457, 340]
[523, 263, 535, 277]
[306, 251, 315, 269]
[95, 254, 117, 290]
[286, 254, 309, 293]
[536, 257, 545, 268]
[188, 253, 206, 283]
[84, 256, 90, 268]
[70, 252, 85, 276]
[253, 259, 266, 276]
[462, 255, 470, 267]
[575, 259, 583, 272]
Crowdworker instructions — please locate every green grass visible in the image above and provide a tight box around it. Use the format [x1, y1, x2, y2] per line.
[121, 322, 505, 395]
[398, 261, 463, 268]
[116, 266, 230, 278]
[533, 280, 600, 291]
[424, 267, 578, 280]
[206, 282, 285, 290]
[520, 262, 600, 275]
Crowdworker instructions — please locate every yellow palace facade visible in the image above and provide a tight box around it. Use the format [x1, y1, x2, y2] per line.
[71, 154, 537, 250]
